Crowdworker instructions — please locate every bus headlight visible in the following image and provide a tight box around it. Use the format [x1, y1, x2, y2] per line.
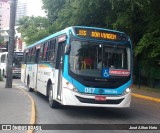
[64, 81, 78, 92]
[123, 88, 131, 95]
[67, 82, 74, 89]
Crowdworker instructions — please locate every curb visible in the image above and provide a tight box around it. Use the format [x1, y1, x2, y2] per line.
[14, 86, 36, 133]
[131, 93, 160, 103]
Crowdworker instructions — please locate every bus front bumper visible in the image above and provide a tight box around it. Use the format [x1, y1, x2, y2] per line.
[62, 89, 131, 108]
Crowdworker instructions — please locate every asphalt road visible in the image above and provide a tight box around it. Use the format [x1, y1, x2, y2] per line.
[13, 79, 160, 133]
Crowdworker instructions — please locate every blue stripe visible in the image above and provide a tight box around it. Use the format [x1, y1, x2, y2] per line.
[63, 56, 132, 95]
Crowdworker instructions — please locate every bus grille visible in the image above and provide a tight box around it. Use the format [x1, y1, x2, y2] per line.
[75, 96, 124, 104]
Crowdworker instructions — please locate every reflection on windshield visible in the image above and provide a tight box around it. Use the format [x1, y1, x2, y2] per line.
[69, 40, 130, 78]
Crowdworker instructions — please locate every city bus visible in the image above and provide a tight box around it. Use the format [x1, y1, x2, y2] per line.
[21, 26, 132, 108]
[0, 51, 24, 78]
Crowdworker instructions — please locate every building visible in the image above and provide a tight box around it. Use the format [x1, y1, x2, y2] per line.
[0, 0, 10, 51]
[16, 0, 27, 24]
[0, 26, 24, 52]
[0, 0, 10, 30]
[0, 0, 27, 52]
[0, 0, 45, 52]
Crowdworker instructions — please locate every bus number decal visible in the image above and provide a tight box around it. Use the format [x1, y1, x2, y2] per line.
[78, 30, 86, 36]
[85, 87, 95, 94]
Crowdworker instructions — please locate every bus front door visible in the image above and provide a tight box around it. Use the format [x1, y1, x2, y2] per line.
[55, 42, 65, 101]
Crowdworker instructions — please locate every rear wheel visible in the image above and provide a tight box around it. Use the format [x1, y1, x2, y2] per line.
[48, 84, 59, 108]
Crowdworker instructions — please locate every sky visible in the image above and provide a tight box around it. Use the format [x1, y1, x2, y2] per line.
[19, 0, 46, 17]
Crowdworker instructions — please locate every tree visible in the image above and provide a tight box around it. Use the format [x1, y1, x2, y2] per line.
[42, 0, 66, 23]
[17, 16, 52, 45]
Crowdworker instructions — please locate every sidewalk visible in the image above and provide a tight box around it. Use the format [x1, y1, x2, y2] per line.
[131, 86, 160, 99]
[131, 87, 160, 103]
[0, 81, 31, 132]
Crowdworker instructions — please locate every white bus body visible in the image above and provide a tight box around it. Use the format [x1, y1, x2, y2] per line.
[0, 52, 23, 78]
[21, 26, 132, 108]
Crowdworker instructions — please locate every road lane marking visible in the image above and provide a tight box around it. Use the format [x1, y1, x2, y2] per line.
[13, 85, 36, 133]
[132, 93, 160, 103]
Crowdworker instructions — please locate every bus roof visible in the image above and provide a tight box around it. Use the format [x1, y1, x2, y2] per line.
[25, 26, 127, 50]
[74, 26, 125, 34]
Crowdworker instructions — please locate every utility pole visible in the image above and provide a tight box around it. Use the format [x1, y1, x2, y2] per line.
[5, 0, 17, 88]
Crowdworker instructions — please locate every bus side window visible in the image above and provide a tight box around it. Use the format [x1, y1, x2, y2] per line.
[28, 49, 32, 62]
[48, 39, 56, 62]
[24, 53, 28, 64]
[35, 46, 40, 63]
[39, 44, 43, 62]
[40, 43, 48, 62]
[44, 43, 48, 61]
[1, 55, 5, 63]
[41, 43, 46, 62]
[31, 48, 36, 63]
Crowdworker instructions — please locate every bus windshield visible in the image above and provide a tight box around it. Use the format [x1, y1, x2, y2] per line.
[13, 55, 23, 68]
[69, 40, 131, 78]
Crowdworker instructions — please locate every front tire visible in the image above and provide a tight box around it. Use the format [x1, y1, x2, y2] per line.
[48, 84, 59, 108]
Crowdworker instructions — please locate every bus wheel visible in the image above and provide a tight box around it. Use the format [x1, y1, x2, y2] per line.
[48, 84, 59, 108]
[27, 76, 33, 92]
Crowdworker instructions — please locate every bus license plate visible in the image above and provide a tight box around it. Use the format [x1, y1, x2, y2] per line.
[95, 96, 106, 101]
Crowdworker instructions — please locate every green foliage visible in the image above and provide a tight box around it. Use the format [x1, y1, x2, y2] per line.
[17, 16, 51, 45]
[66, 0, 111, 27]
[42, 0, 113, 30]
[135, 5, 160, 59]
[42, 0, 65, 23]
[135, 29, 160, 59]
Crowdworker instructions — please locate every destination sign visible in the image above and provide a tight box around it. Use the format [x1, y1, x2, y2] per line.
[75, 28, 127, 41]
